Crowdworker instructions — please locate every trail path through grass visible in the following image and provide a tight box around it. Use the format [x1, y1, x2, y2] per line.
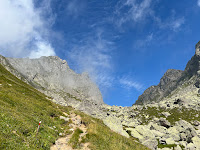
[51, 112, 90, 150]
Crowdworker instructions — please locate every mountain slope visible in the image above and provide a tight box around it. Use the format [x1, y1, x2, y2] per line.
[135, 54, 200, 105]
[1, 42, 200, 150]
[0, 55, 131, 139]
[0, 63, 70, 149]
[4, 56, 103, 105]
[0, 62, 149, 150]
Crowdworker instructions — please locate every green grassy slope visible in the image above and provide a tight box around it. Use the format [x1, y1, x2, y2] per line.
[0, 64, 72, 149]
[0, 64, 149, 150]
[78, 112, 149, 150]
[133, 106, 200, 125]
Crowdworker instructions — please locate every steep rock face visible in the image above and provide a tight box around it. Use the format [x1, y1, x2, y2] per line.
[135, 54, 200, 105]
[184, 55, 200, 77]
[2, 56, 103, 104]
[135, 69, 183, 105]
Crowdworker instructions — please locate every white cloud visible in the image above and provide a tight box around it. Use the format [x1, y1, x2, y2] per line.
[0, 0, 55, 58]
[198, 0, 200, 7]
[29, 42, 55, 58]
[119, 76, 144, 92]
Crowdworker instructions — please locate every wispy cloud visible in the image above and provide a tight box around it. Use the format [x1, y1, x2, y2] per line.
[198, 0, 200, 7]
[170, 17, 185, 31]
[65, 0, 86, 18]
[114, 0, 152, 27]
[154, 13, 185, 32]
[134, 33, 154, 49]
[119, 75, 144, 92]
[113, 0, 185, 33]
[0, 0, 55, 58]
[68, 29, 114, 90]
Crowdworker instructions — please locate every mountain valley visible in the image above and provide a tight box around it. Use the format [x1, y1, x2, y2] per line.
[1, 42, 200, 150]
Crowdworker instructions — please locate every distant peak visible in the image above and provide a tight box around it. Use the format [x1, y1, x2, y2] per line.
[195, 41, 200, 56]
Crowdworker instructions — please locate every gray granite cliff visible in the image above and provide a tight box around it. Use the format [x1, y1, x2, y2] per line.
[0, 55, 103, 105]
[135, 41, 200, 105]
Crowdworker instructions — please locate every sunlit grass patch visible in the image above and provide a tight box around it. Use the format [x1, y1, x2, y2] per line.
[69, 128, 83, 149]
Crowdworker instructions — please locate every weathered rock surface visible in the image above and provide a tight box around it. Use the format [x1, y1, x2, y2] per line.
[103, 116, 129, 138]
[2, 55, 103, 105]
[135, 69, 183, 105]
[135, 54, 200, 105]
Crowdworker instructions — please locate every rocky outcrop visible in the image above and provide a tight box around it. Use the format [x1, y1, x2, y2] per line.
[103, 115, 129, 138]
[0, 55, 130, 145]
[102, 104, 200, 150]
[135, 54, 200, 105]
[135, 69, 183, 105]
[1, 56, 103, 105]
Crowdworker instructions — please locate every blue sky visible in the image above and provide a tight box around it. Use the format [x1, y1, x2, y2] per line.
[0, 0, 200, 106]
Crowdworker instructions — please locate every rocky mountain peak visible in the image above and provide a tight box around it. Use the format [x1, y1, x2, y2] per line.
[1, 55, 103, 105]
[135, 41, 200, 105]
[195, 40, 200, 56]
[159, 69, 183, 90]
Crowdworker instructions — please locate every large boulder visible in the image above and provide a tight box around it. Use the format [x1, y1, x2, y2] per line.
[142, 138, 158, 150]
[174, 145, 182, 150]
[186, 143, 196, 150]
[103, 116, 129, 138]
[175, 120, 197, 138]
[148, 122, 167, 133]
[125, 128, 144, 141]
[158, 118, 171, 128]
[166, 138, 175, 145]
[135, 125, 155, 140]
[167, 127, 180, 141]
[192, 136, 200, 149]
[151, 130, 164, 137]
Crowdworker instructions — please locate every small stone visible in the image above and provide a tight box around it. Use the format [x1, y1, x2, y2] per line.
[69, 128, 74, 131]
[174, 99, 183, 105]
[186, 143, 196, 150]
[159, 117, 171, 128]
[174, 145, 182, 150]
[162, 112, 171, 117]
[59, 133, 63, 136]
[192, 136, 200, 149]
[60, 116, 69, 122]
[142, 138, 158, 150]
[180, 133, 186, 141]
[166, 138, 175, 145]
[179, 141, 187, 148]
[159, 138, 166, 145]
[192, 120, 200, 126]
